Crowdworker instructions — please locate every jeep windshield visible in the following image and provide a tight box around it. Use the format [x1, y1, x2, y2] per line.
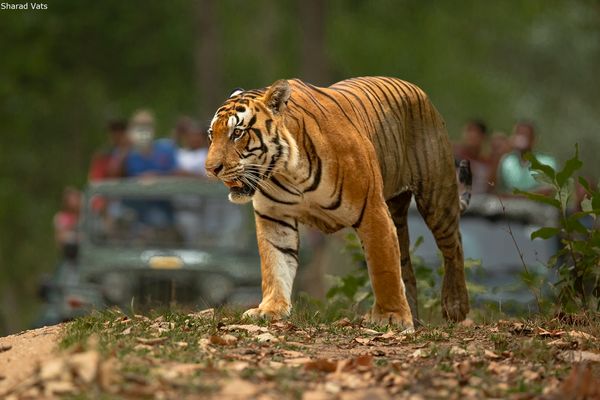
[86, 194, 251, 250]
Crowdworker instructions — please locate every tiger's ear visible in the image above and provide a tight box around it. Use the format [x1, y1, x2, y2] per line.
[263, 79, 290, 114]
[229, 87, 244, 98]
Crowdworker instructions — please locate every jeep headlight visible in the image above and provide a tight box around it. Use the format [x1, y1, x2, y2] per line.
[101, 272, 131, 304]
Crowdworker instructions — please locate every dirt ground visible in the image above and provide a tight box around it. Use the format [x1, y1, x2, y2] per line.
[0, 324, 62, 397]
[2, 309, 600, 399]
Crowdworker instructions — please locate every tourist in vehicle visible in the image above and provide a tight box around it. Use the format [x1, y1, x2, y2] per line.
[497, 121, 557, 193]
[124, 110, 177, 177]
[176, 120, 208, 176]
[172, 115, 196, 147]
[454, 119, 492, 194]
[88, 119, 130, 181]
[53, 186, 81, 260]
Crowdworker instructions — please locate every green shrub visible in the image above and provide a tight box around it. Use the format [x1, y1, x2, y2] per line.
[327, 233, 486, 322]
[516, 145, 600, 311]
[325, 233, 373, 313]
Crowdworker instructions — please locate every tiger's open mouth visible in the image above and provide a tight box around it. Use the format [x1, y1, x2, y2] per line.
[223, 179, 256, 197]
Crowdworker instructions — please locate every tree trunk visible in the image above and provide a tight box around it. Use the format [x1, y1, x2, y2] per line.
[194, 0, 222, 118]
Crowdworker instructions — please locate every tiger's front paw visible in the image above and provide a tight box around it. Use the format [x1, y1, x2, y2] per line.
[242, 303, 290, 321]
[365, 305, 414, 333]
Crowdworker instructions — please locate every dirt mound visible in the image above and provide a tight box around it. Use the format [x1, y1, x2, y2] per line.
[0, 325, 62, 396]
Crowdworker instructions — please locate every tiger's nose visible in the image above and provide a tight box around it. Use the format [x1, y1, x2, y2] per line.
[207, 163, 223, 177]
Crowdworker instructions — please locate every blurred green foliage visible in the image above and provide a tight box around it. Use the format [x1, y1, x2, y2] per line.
[0, 0, 599, 331]
[327, 233, 487, 324]
[326, 232, 372, 311]
[518, 146, 600, 311]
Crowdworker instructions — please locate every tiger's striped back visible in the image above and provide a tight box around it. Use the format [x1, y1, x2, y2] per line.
[285, 77, 464, 211]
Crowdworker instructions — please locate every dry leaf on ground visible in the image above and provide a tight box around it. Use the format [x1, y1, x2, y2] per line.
[487, 361, 517, 376]
[209, 334, 238, 346]
[535, 327, 565, 337]
[342, 354, 373, 372]
[558, 350, 600, 363]
[360, 328, 380, 336]
[305, 359, 338, 373]
[256, 332, 279, 343]
[284, 357, 313, 365]
[411, 349, 428, 358]
[224, 324, 269, 334]
[135, 337, 167, 346]
[280, 350, 304, 358]
[188, 308, 215, 319]
[449, 346, 468, 356]
[484, 349, 502, 359]
[512, 324, 534, 335]
[567, 330, 596, 345]
[547, 339, 571, 349]
[378, 331, 397, 340]
[333, 318, 352, 327]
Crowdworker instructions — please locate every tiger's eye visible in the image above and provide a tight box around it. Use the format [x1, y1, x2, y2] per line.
[232, 128, 244, 140]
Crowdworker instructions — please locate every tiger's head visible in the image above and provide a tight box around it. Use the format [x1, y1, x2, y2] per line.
[205, 79, 297, 204]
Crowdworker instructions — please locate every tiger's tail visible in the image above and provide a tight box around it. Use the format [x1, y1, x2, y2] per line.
[457, 159, 472, 214]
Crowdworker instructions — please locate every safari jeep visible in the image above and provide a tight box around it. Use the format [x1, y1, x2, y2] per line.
[408, 194, 560, 313]
[39, 177, 262, 322]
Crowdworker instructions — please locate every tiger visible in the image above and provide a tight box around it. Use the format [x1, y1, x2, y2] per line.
[205, 77, 471, 329]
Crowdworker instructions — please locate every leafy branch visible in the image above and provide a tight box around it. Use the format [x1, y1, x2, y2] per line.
[515, 145, 600, 311]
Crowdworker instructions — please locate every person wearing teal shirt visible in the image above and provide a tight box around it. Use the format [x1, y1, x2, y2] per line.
[498, 121, 557, 192]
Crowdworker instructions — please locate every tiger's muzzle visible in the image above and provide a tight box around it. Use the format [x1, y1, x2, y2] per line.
[221, 168, 263, 204]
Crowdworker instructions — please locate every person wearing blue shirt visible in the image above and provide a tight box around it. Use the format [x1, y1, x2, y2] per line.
[124, 110, 177, 176]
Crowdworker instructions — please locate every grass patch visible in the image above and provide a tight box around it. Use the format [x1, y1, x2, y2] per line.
[50, 302, 600, 399]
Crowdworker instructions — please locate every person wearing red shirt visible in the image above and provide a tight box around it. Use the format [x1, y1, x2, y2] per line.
[88, 119, 130, 181]
[53, 187, 81, 260]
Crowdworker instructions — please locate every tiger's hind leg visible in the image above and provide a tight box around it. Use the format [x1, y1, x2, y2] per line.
[415, 185, 469, 322]
[387, 191, 420, 327]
